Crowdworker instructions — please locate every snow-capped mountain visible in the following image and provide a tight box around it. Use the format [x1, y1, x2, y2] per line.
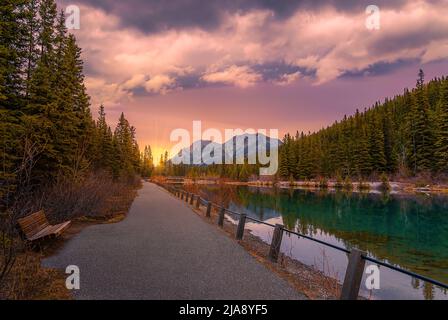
[171, 133, 281, 165]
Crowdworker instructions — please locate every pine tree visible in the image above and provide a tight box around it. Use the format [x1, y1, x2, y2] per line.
[296, 138, 312, 179]
[0, 0, 28, 111]
[24, 0, 40, 99]
[382, 110, 398, 172]
[368, 114, 386, 173]
[92, 105, 114, 171]
[38, 0, 57, 62]
[286, 135, 297, 177]
[279, 140, 289, 178]
[0, 110, 22, 199]
[434, 80, 448, 173]
[0, 0, 29, 197]
[163, 150, 170, 176]
[114, 112, 138, 178]
[353, 125, 371, 176]
[409, 70, 433, 173]
[141, 145, 154, 177]
[24, 0, 59, 181]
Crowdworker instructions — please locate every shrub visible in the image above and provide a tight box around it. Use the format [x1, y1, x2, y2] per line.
[289, 175, 295, 186]
[41, 172, 140, 221]
[334, 174, 344, 189]
[343, 177, 353, 191]
[319, 177, 329, 189]
[414, 171, 433, 188]
[380, 173, 391, 192]
[358, 179, 370, 191]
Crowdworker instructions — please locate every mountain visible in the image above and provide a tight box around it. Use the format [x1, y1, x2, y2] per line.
[172, 133, 281, 165]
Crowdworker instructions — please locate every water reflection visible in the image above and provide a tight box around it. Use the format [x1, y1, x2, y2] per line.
[183, 184, 448, 300]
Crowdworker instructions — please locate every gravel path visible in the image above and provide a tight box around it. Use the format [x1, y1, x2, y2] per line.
[43, 182, 305, 300]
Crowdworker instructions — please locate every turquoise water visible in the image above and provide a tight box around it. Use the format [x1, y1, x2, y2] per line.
[183, 185, 448, 300]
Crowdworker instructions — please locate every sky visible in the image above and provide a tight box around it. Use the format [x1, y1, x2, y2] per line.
[57, 0, 448, 161]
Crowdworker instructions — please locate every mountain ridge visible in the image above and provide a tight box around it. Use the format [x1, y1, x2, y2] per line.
[172, 133, 281, 165]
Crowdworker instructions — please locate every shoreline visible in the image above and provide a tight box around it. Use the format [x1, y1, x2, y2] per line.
[172, 179, 448, 195]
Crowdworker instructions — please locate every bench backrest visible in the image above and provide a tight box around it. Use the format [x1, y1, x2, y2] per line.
[17, 210, 49, 239]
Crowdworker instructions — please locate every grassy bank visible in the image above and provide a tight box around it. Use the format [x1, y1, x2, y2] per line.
[0, 175, 141, 300]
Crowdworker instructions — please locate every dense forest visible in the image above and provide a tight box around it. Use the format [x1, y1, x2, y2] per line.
[0, 0, 154, 212]
[156, 152, 258, 181]
[277, 71, 448, 181]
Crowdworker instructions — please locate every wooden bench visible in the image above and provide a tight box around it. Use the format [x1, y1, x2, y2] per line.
[17, 210, 71, 242]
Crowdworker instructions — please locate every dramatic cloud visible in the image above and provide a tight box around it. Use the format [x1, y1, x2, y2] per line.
[273, 72, 301, 86]
[202, 65, 262, 88]
[144, 75, 177, 95]
[67, 0, 410, 33]
[57, 0, 448, 108]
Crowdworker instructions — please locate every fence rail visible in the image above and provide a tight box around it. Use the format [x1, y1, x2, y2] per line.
[163, 184, 448, 300]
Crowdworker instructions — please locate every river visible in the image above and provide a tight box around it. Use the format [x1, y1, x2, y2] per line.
[181, 184, 448, 300]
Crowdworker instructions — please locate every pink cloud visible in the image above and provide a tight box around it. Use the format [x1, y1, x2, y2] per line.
[68, 0, 448, 108]
[202, 65, 262, 88]
[144, 75, 177, 95]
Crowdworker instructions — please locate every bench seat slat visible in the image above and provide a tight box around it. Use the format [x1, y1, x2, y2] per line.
[28, 221, 71, 241]
[18, 211, 50, 239]
[18, 211, 71, 242]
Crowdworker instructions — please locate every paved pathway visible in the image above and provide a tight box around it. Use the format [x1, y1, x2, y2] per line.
[43, 182, 305, 300]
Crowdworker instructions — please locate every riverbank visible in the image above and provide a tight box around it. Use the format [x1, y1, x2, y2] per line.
[171, 178, 448, 195]
[252, 180, 447, 195]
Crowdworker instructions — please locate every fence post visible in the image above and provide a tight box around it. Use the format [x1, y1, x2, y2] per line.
[340, 249, 366, 300]
[217, 207, 225, 227]
[190, 194, 194, 205]
[206, 202, 212, 218]
[236, 214, 246, 240]
[196, 196, 200, 209]
[268, 224, 284, 262]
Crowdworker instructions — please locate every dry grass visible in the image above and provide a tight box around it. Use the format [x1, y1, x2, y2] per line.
[42, 172, 141, 222]
[0, 175, 141, 300]
[0, 251, 70, 300]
